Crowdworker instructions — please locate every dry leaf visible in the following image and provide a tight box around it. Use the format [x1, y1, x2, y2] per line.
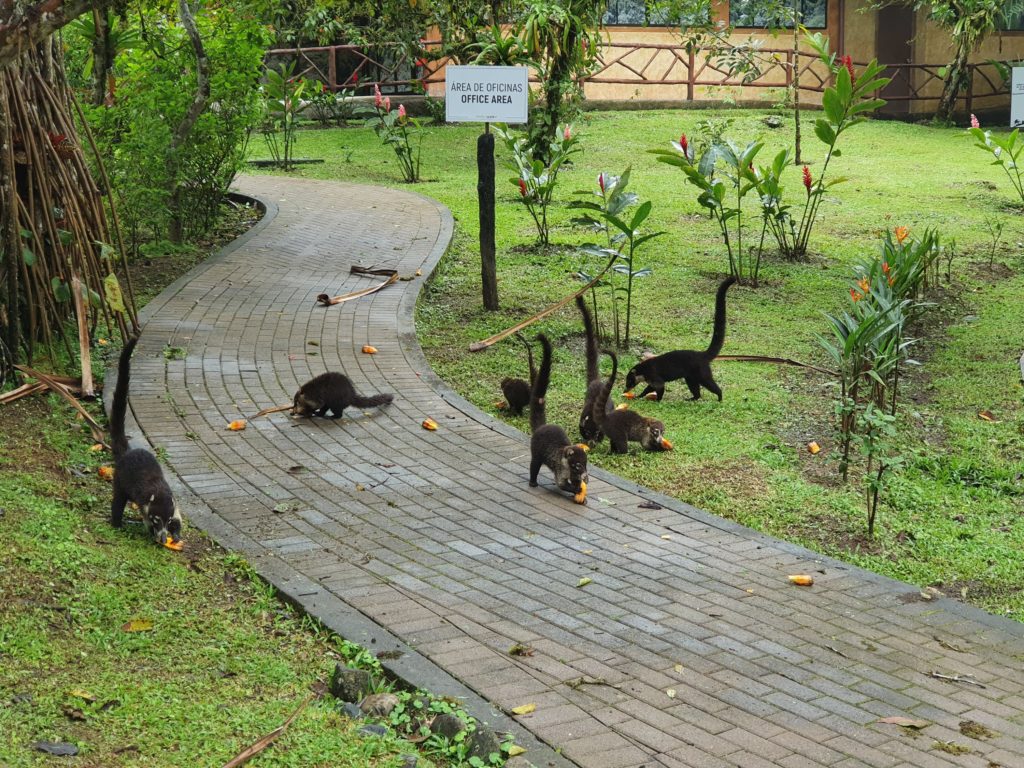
[666, 688, 677, 698]
[576, 577, 592, 588]
[227, 419, 247, 431]
[69, 689, 96, 702]
[97, 465, 114, 481]
[511, 703, 536, 716]
[978, 410, 997, 422]
[807, 441, 821, 454]
[362, 345, 378, 354]
[121, 619, 154, 633]
[421, 418, 438, 431]
[507, 746, 526, 757]
[878, 716, 930, 729]
[788, 574, 814, 587]
[661, 534, 672, 540]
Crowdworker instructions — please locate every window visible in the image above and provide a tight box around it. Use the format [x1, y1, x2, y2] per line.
[602, 0, 710, 26]
[729, 0, 828, 29]
[1001, 2, 1024, 30]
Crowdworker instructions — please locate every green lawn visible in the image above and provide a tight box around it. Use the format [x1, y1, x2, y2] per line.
[252, 108, 1024, 623]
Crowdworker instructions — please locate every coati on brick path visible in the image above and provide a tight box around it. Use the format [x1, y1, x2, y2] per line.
[594, 350, 672, 454]
[529, 334, 588, 503]
[624, 277, 736, 402]
[110, 336, 183, 545]
[576, 295, 614, 443]
[500, 333, 536, 417]
[292, 372, 393, 419]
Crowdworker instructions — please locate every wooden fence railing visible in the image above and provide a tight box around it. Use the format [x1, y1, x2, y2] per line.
[264, 41, 1011, 115]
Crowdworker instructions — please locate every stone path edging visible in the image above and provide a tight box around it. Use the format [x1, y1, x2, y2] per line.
[110, 175, 1024, 768]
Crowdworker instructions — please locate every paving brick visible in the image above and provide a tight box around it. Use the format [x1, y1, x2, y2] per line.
[120, 175, 1024, 768]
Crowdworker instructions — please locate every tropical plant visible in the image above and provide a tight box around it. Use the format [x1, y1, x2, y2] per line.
[496, 122, 580, 246]
[364, 84, 423, 183]
[306, 81, 357, 127]
[856, 402, 903, 537]
[652, 134, 769, 285]
[261, 61, 310, 171]
[968, 114, 1024, 207]
[572, 168, 663, 348]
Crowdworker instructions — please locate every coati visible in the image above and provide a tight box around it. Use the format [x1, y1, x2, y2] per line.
[593, 350, 671, 454]
[529, 334, 588, 503]
[291, 372, 393, 419]
[111, 336, 183, 545]
[624, 276, 737, 402]
[500, 333, 536, 417]
[576, 295, 614, 443]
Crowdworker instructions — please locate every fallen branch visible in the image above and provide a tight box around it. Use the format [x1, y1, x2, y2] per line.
[14, 364, 105, 444]
[716, 355, 838, 377]
[0, 381, 47, 404]
[251, 403, 292, 419]
[316, 266, 398, 306]
[221, 692, 317, 768]
[468, 251, 619, 353]
[927, 671, 986, 689]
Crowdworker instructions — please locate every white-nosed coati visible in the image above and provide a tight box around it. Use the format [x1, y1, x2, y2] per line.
[291, 372, 393, 419]
[111, 336, 183, 545]
[529, 334, 588, 503]
[500, 333, 536, 417]
[624, 277, 737, 402]
[594, 350, 671, 454]
[576, 295, 614, 444]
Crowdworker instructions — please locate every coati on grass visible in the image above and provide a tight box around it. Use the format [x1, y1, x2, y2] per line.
[529, 334, 588, 504]
[624, 276, 737, 402]
[594, 350, 672, 454]
[576, 295, 614, 443]
[291, 372, 393, 419]
[500, 333, 536, 417]
[111, 336, 183, 545]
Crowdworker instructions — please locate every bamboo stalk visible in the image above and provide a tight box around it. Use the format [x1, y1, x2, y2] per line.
[71, 274, 94, 397]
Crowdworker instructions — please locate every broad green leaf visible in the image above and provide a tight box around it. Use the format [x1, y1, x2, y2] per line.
[629, 200, 652, 231]
[22, 247, 35, 266]
[104, 273, 126, 313]
[815, 119, 836, 145]
[822, 88, 843, 125]
[51, 277, 71, 303]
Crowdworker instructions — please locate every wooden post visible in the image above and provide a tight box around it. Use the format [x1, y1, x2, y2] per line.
[687, 50, 695, 102]
[478, 124, 498, 311]
[328, 45, 337, 92]
[71, 274, 95, 397]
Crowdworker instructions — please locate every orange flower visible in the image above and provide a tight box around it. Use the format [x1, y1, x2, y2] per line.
[857, 277, 870, 293]
[882, 261, 890, 274]
[850, 288, 862, 302]
[894, 226, 909, 244]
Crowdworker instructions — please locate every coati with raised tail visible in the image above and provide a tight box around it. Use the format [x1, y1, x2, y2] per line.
[500, 333, 536, 417]
[576, 295, 614, 443]
[529, 334, 588, 503]
[624, 276, 737, 402]
[594, 351, 671, 454]
[292, 372, 393, 419]
[111, 336, 183, 545]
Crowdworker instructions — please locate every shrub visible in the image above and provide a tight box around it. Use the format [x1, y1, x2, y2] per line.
[364, 84, 423, 183]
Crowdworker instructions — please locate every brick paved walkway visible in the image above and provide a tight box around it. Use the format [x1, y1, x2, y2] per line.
[125, 175, 1024, 768]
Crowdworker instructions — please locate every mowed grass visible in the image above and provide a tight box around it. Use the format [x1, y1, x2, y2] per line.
[247, 108, 1024, 620]
[0, 396, 438, 767]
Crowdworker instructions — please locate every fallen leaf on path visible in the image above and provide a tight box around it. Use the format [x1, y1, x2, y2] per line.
[576, 577, 592, 588]
[788, 574, 814, 587]
[121, 619, 154, 633]
[511, 703, 536, 715]
[978, 410, 997, 422]
[68, 689, 96, 702]
[507, 746, 526, 757]
[878, 716, 930, 729]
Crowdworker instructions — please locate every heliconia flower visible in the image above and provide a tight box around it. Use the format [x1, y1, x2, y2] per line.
[894, 225, 909, 244]
[518, 179, 528, 197]
[374, 83, 382, 108]
[857, 277, 870, 293]
[842, 55, 855, 82]
[850, 288, 862, 302]
[398, 104, 407, 119]
[888, 275, 896, 286]
[564, 125, 572, 141]
[802, 165, 812, 192]
[882, 261, 890, 274]
[597, 173, 605, 193]
[970, 113, 980, 129]
[384, 95, 391, 112]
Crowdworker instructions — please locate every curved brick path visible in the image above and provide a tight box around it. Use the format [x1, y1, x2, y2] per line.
[124, 176, 1024, 768]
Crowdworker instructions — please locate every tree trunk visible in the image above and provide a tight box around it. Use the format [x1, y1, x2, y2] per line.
[90, 8, 115, 106]
[793, 24, 802, 164]
[937, 39, 971, 122]
[0, 0, 116, 71]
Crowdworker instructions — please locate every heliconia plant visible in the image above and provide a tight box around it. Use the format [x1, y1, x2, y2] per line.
[495, 122, 579, 247]
[967, 114, 1024, 207]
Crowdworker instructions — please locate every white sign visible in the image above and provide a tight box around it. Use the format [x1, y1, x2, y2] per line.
[445, 66, 529, 124]
[1012, 67, 1024, 128]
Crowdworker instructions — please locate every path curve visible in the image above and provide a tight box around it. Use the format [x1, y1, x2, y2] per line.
[124, 175, 1024, 768]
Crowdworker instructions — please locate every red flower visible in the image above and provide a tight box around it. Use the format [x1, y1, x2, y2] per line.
[680, 133, 689, 159]
[48, 132, 67, 149]
[384, 95, 391, 113]
[518, 179, 528, 197]
[842, 55, 855, 82]
[563, 125, 572, 141]
[882, 261, 890, 274]
[597, 173, 605, 193]
[802, 165, 812, 192]
[374, 83, 382, 108]
[850, 288, 862, 302]
[415, 58, 427, 68]
[351, 72, 360, 85]
[398, 104, 407, 120]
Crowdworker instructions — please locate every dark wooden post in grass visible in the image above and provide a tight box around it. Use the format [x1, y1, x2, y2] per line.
[478, 124, 499, 310]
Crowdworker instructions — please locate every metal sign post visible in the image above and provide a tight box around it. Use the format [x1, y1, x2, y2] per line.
[1012, 67, 1024, 128]
[446, 66, 529, 311]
